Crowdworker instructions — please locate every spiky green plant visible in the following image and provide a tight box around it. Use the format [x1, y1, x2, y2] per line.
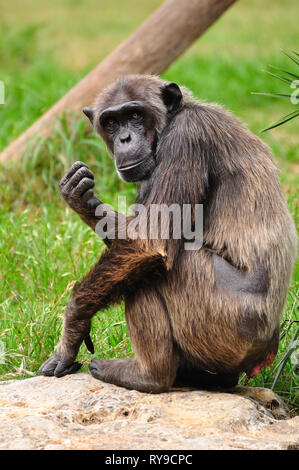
[253, 50, 299, 131]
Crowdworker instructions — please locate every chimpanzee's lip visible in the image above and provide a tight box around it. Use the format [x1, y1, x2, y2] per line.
[118, 157, 147, 172]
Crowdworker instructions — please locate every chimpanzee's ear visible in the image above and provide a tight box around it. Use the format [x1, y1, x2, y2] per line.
[161, 82, 182, 113]
[82, 107, 94, 124]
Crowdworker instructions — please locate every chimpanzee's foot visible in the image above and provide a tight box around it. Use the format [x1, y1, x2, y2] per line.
[89, 357, 170, 393]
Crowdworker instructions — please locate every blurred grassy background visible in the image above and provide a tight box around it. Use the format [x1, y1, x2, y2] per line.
[0, 0, 298, 410]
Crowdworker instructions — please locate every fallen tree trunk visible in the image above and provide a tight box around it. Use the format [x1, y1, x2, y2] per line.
[0, 0, 237, 163]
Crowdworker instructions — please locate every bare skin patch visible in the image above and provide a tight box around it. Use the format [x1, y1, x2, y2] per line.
[249, 352, 276, 378]
[213, 254, 269, 296]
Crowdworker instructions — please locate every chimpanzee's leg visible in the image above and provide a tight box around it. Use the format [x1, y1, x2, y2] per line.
[174, 356, 239, 389]
[90, 286, 179, 393]
[39, 240, 167, 379]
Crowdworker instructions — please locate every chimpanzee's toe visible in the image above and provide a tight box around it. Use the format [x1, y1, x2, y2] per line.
[89, 358, 106, 380]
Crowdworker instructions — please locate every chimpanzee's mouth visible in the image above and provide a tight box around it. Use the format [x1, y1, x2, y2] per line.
[118, 157, 147, 172]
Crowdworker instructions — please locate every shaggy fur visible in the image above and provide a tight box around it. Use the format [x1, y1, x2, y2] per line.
[39, 75, 297, 392]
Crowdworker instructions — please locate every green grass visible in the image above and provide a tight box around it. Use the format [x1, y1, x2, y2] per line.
[0, 121, 134, 377]
[0, 0, 298, 412]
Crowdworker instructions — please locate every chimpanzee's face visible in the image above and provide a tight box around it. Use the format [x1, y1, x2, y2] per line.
[82, 80, 182, 182]
[98, 101, 157, 182]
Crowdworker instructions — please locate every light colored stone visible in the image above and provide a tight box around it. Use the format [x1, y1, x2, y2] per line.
[0, 373, 298, 450]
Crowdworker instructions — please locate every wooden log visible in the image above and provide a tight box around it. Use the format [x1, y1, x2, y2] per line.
[0, 0, 237, 163]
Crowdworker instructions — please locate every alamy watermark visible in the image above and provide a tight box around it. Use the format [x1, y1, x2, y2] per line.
[290, 80, 299, 105]
[95, 196, 203, 250]
[0, 81, 5, 105]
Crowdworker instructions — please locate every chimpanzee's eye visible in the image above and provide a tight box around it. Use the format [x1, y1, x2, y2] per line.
[104, 118, 118, 133]
[132, 113, 139, 119]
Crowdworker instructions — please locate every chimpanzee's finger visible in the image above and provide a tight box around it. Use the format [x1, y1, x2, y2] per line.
[63, 167, 94, 193]
[39, 354, 60, 376]
[54, 361, 82, 378]
[59, 161, 89, 188]
[80, 189, 95, 204]
[72, 178, 95, 197]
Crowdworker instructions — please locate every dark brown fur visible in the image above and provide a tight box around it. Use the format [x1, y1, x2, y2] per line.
[39, 75, 297, 392]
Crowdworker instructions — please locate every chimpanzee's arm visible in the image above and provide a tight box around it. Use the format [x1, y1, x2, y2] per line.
[39, 238, 167, 378]
[40, 161, 170, 377]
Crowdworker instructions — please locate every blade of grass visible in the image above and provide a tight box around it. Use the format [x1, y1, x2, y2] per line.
[252, 92, 291, 99]
[271, 325, 299, 390]
[264, 70, 293, 84]
[268, 65, 299, 80]
[281, 50, 299, 66]
[261, 109, 299, 132]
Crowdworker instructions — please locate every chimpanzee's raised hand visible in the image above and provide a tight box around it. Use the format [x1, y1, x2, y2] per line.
[59, 161, 127, 243]
[59, 161, 101, 218]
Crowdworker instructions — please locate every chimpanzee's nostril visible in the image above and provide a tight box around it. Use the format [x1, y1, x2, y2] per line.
[120, 134, 131, 144]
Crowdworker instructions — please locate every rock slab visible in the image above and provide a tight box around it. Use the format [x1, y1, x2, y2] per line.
[0, 373, 298, 450]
